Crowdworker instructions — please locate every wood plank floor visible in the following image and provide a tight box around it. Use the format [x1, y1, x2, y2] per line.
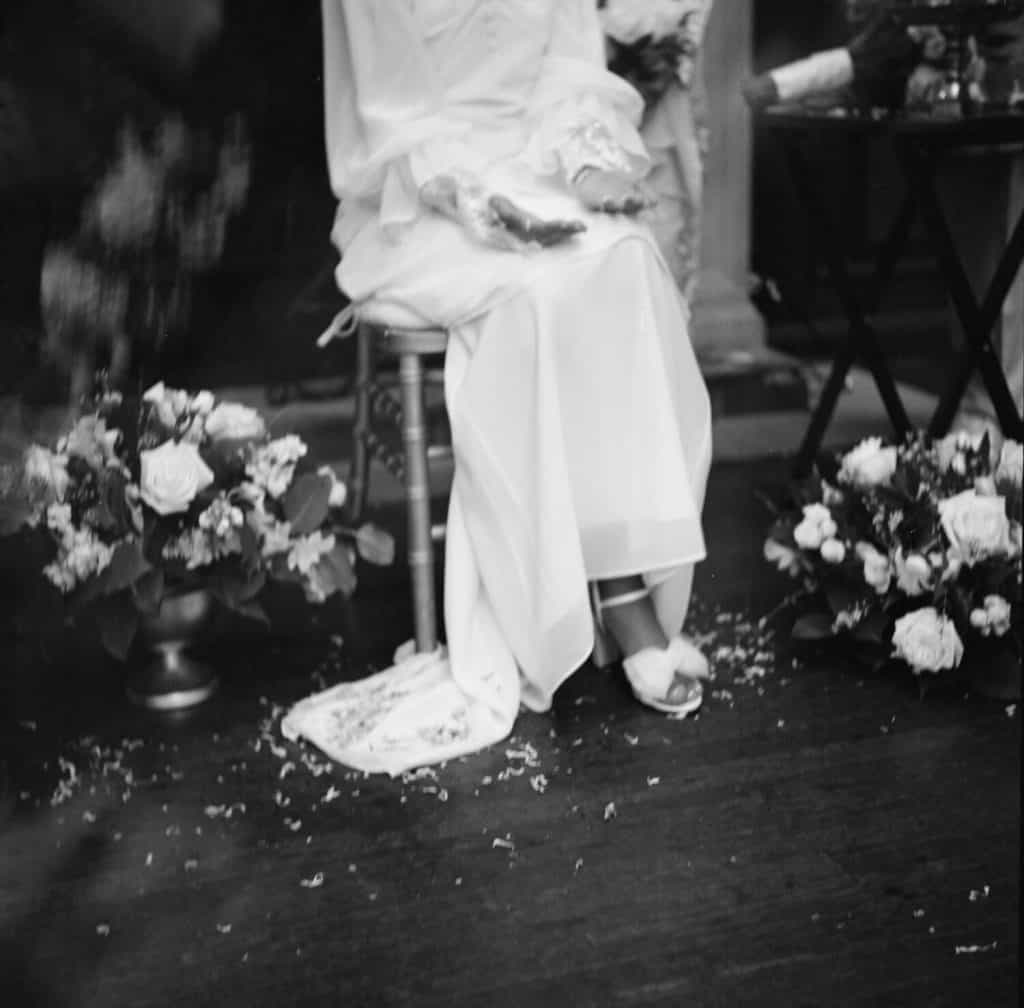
[1, 459, 1019, 1008]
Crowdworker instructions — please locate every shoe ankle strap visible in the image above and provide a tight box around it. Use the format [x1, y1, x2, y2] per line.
[597, 587, 650, 610]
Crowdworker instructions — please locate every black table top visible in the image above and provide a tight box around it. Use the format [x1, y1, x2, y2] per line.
[759, 103, 1024, 146]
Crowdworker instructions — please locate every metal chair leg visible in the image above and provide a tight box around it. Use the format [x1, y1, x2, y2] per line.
[347, 323, 373, 523]
[397, 351, 438, 653]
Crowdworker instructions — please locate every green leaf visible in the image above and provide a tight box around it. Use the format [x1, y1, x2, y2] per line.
[96, 593, 139, 662]
[792, 612, 835, 641]
[105, 539, 150, 593]
[354, 523, 395, 566]
[313, 543, 357, 599]
[132, 568, 166, 616]
[238, 522, 260, 570]
[283, 473, 331, 536]
[852, 610, 889, 645]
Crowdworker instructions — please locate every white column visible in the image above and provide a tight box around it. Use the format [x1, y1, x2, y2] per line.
[691, 0, 765, 357]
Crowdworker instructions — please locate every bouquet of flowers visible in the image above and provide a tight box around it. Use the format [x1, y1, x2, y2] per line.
[40, 116, 250, 403]
[764, 432, 1022, 696]
[9, 381, 393, 660]
[599, 0, 707, 105]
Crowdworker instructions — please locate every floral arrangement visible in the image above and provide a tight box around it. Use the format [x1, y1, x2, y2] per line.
[764, 432, 1022, 695]
[40, 117, 250, 402]
[599, 0, 708, 105]
[9, 381, 392, 660]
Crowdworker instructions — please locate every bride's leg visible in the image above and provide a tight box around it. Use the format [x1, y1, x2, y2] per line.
[596, 576, 668, 657]
[597, 575, 708, 713]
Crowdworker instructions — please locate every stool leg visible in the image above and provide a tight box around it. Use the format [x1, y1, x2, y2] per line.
[347, 324, 373, 523]
[397, 352, 438, 653]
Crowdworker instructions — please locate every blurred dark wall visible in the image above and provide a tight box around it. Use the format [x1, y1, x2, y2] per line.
[1, 1, 335, 396]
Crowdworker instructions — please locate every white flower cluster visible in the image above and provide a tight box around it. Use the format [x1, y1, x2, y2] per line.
[22, 445, 70, 525]
[287, 531, 336, 578]
[198, 494, 244, 538]
[143, 382, 216, 442]
[58, 416, 120, 470]
[288, 531, 338, 603]
[769, 431, 1022, 675]
[246, 436, 308, 499]
[42, 503, 114, 594]
[205, 402, 265, 442]
[970, 595, 1013, 638]
[793, 503, 844, 563]
[839, 436, 898, 488]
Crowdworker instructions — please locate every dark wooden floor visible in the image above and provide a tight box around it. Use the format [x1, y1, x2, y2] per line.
[1, 459, 1019, 1008]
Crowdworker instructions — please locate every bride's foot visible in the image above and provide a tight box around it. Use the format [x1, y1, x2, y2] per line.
[623, 637, 705, 714]
[597, 578, 708, 716]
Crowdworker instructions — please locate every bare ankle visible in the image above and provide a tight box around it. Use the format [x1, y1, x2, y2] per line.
[597, 579, 668, 658]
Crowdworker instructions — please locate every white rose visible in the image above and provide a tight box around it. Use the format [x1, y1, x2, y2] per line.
[139, 441, 215, 516]
[820, 538, 846, 564]
[894, 550, 932, 596]
[764, 538, 802, 575]
[205, 402, 267, 442]
[994, 439, 1022, 489]
[839, 437, 898, 487]
[984, 594, 1012, 637]
[938, 489, 1013, 566]
[892, 607, 963, 674]
[856, 542, 892, 594]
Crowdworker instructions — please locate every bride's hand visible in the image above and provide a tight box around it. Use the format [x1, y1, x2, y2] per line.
[573, 168, 656, 215]
[487, 194, 586, 248]
[420, 175, 585, 250]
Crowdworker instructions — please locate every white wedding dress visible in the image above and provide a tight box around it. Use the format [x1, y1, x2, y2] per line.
[282, 0, 712, 775]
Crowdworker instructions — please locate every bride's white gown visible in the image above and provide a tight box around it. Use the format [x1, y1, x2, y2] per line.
[282, 0, 712, 775]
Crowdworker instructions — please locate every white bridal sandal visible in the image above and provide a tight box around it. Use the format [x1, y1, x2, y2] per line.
[596, 586, 708, 716]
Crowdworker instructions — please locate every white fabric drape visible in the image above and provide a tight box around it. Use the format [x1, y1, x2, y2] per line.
[284, 0, 712, 775]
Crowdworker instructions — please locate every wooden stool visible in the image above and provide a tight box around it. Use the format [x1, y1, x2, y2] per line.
[345, 317, 450, 654]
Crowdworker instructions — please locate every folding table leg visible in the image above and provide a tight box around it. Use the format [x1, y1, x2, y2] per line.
[903, 146, 1024, 439]
[783, 136, 913, 473]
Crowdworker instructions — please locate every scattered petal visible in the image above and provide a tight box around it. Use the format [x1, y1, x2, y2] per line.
[955, 942, 998, 955]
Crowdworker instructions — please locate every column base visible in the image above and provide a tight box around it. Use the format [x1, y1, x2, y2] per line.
[690, 268, 765, 357]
